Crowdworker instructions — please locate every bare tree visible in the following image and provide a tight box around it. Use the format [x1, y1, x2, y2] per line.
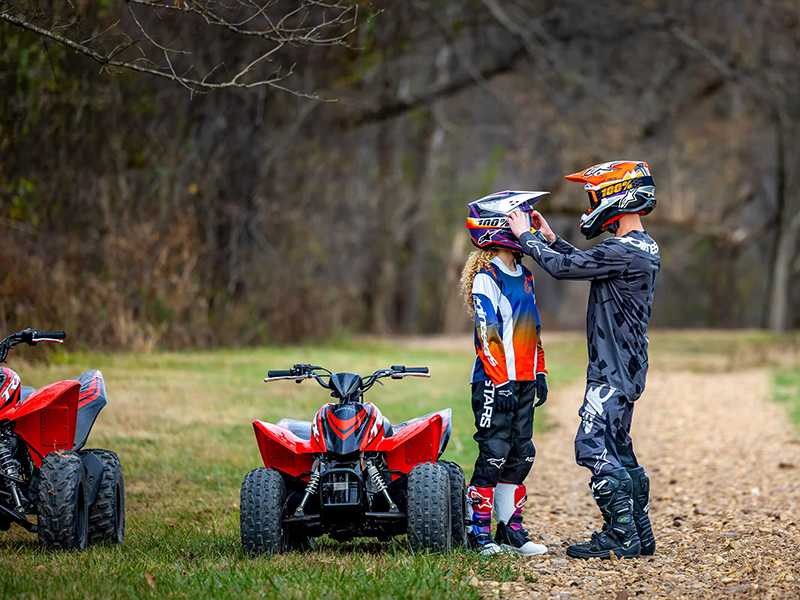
[0, 0, 368, 96]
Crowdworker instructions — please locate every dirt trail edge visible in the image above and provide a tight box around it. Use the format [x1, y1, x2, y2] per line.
[509, 369, 800, 599]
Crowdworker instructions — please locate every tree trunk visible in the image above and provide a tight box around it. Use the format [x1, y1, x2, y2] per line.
[767, 119, 800, 332]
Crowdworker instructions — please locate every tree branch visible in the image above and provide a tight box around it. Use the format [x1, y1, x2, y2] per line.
[0, 0, 366, 96]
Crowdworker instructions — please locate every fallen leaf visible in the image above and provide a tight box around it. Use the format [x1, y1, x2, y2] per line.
[145, 573, 156, 589]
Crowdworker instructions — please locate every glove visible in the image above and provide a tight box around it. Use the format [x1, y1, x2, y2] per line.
[495, 381, 515, 413]
[534, 373, 548, 407]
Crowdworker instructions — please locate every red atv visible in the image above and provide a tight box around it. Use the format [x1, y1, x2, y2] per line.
[0, 329, 124, 549]
[240, 363, 467, 554]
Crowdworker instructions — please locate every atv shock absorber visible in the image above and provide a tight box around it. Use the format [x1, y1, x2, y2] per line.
[365, 460, 398, 513]
[0, 432, 25, 514]
[294, 461, 320, 517]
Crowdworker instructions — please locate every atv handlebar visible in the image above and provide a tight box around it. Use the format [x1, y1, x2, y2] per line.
[37, 331, 67, 341]
[264, 364, 430, 393]
[267, 369, 293, 378]
[391, 365, 428, 375]
[0, 328, 67, 363]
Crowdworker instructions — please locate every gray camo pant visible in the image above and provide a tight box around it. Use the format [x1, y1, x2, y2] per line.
[574, 382, 639, 475]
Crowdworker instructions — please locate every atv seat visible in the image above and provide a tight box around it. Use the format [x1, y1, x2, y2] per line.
[276, 416, 394, 440]
[277, 419, 313, 440]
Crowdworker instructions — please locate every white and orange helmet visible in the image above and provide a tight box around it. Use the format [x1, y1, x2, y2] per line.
[565, 161, 656, 239]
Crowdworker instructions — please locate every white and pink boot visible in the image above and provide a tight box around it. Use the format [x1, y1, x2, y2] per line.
[494, 483, 548, 556]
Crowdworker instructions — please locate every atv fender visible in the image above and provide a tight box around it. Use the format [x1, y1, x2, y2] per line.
[80, 450, 105, 506]
[253, 420, 316, 481]
[11, 381, 79, 467]
[73, 370, 108, 451]
[379, 410, 451, 476]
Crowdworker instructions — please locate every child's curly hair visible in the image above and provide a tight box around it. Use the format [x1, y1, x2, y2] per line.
[460, 249, 497, 318]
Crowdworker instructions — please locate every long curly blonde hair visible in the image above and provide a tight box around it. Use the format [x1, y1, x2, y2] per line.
[460, 249, 498, 318]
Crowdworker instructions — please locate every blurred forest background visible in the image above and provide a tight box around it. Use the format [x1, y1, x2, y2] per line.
[1, 0, 799, 350]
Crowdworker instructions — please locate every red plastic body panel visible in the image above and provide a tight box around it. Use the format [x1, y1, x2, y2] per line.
[359, 402, 387, 452]
[379, 414, 444, 477]
[11, 381, 79, 467]
[253, 420, 318, 481]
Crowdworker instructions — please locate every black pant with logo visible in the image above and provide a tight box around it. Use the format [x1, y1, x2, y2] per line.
[470, 379, 538, 487]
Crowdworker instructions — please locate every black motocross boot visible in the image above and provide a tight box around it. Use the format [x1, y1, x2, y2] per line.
[566, 468, 641, 559]
[627, 466, 655, 556]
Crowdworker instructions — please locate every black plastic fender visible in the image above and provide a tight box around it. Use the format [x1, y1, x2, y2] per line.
[80, 450, 105, 506]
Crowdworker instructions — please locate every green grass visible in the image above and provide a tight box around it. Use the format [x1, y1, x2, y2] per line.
[0, 339, 583, 600]
[773, 367, 800, 428]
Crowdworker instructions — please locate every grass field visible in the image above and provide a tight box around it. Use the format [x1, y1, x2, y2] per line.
[1, 331, 797, 600]
[774, 367, 800, 427]
[0, 337, 585, 600]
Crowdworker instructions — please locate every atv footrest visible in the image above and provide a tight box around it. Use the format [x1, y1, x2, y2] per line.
[364, 511, 405, 520]
[283, 514, 321, 524]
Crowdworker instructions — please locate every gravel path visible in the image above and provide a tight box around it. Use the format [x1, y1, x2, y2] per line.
[494, 369, 800, 599]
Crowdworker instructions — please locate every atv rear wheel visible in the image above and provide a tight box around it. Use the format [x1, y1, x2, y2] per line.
[438, 460, 468, 548]
[36, 451, 89, 550]
[407, 462, 451, 552]
[80, 449, 125, 545]
[240, 467, 286, 555]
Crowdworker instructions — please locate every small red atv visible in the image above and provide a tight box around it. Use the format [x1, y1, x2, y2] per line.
[240, 363, 467, 554]
[0, 329, 124, 549]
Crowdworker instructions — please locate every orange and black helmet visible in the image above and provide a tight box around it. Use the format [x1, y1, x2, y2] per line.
[565, 161, 656, 239]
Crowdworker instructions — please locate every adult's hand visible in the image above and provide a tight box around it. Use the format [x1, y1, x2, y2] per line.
[507, 209, 531, 238]
[528, 211, 556, 243]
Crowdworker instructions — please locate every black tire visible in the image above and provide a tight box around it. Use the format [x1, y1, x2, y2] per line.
[438, 460, 468, 548]
[240, 467, 286, 555]
[36, 451, 89, 550]
[81, 449, 125, 545]
[406, 462, 451, 552]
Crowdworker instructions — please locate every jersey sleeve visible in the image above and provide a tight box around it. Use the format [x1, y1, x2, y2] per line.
[472, 271, 509, 386]
[527, 266, 547, 375]
[536, 337, 547, 375]
[550, 235, 578, 255]
[518, 231, 629, 281]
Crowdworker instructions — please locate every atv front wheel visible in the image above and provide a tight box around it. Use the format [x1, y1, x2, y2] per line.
[36, 451, 89, 550]
[407, 462, 451, 552]
[80, 449, 125, 545]
[438, 460, 468, 548]
[240, 467, 286, 555]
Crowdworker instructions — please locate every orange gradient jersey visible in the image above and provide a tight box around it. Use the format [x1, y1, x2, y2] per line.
[471, 257, 546, 385]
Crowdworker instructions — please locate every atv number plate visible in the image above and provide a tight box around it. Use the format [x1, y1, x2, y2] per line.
[333, 481, 349, 491]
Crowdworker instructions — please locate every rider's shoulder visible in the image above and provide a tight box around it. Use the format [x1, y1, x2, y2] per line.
[610, 232, 660, 256]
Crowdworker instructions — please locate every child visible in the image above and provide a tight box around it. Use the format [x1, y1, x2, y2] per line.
[507, 161, 659, 559]
[462, 191, 550, 556]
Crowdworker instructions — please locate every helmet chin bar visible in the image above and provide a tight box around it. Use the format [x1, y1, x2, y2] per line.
[602, 214, 625, 235]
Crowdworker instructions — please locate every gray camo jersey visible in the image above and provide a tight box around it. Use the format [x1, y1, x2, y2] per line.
[518, 229, 660, 401]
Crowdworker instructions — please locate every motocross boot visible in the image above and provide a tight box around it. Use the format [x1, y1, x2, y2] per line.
[493, 483, 547, 555]
[627, 466, 655, 556]
[566, 468, 641, 559]
[466, 486, 502, 555]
